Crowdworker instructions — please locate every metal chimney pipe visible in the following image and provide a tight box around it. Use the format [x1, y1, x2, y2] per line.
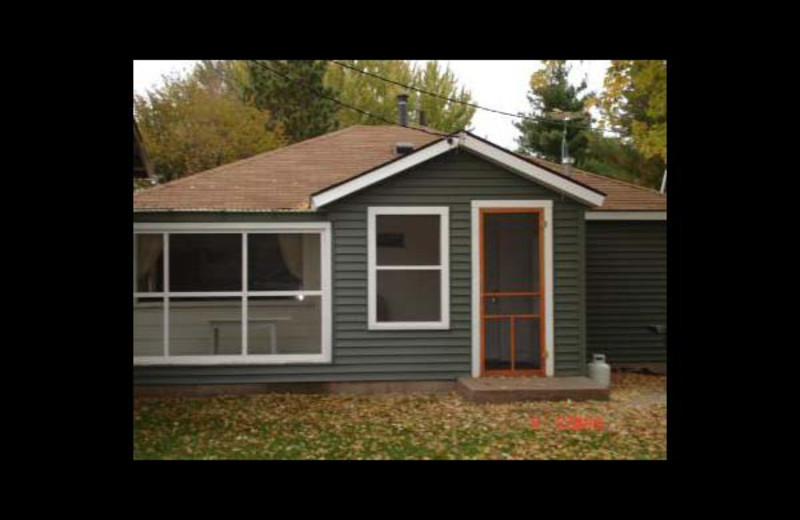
[419, 110, 427, 127]
[397, 93, 409, 127]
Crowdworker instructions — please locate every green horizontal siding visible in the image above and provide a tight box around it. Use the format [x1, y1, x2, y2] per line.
[134, 149, 588, 385]
[586, 221, 667, 364]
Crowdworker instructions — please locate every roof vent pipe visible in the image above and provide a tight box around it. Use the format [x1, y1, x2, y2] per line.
[419, 110, 427, 127]
[397, 93, 409, 127]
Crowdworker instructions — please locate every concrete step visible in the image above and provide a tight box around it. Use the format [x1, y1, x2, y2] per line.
[457, 376, 610, 403]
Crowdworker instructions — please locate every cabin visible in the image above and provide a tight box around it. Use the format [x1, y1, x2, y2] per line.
[133, 116, 666, 392]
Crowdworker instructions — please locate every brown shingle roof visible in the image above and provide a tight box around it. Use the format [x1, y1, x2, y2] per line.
[521, 156, 666, 211]
[133, 125, 665, 212]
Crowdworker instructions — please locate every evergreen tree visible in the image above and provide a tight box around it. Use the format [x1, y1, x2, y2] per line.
[580, 132, 666, 188]
[244, 60, 339, 143]
[514, 60, 593, 163]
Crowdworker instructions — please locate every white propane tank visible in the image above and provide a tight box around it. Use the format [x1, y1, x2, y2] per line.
[588, 354, 611, 387]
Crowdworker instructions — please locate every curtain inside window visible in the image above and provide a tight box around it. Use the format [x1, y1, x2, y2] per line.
[137, 235, 163, 292]
[277, 234, 303, 280]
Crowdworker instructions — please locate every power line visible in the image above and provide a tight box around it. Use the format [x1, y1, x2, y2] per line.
[249, 61, 448, 138]
[328, 59, 619, 135]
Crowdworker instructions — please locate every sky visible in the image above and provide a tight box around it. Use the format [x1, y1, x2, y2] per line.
[133, 60, 610, 150]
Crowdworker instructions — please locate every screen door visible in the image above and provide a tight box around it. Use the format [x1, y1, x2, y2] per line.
[480, 209, 545, 376]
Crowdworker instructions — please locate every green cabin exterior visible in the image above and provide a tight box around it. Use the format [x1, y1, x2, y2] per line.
[133, 128, 666, 386]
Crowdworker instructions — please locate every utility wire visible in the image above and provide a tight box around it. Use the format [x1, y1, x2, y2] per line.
[249, 61, 448, 138]
[328, 59, 618, 135]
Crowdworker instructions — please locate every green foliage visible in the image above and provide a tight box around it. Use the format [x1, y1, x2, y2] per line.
[324, 60, 415, 127]
[134, 63, 285, 182]
[324, 60, 476, 133]
[600, 60, 666, 162]
[580, 133, 665, 188]
[244, 60, 339, 143]
[514, 60, 593, 163]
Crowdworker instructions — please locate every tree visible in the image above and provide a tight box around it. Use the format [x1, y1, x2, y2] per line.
[191, 59, 250, 100]
[324, 60, 476, 133]
[324, 60, 415, 128]
[580, 132, 666, 188]
[134, 64, 285, 182]
[411, 61, 475, 132]
[515, 60, 593, 163]
[244, 60, 339, 143]
[599, 60, 666, 163]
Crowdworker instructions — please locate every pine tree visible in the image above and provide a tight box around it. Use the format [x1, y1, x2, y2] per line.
[514, 60, 593, 163]
[244, 60, 339, 143]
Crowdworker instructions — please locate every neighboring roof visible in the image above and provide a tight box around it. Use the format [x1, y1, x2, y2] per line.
[133, 120, 155, 180]
[521, 156, 666, 212]
[134, 124, 665, 212]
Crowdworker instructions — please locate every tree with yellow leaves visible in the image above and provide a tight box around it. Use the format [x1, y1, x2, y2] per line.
[134, 62, 285, 183]
[600, 60, 666, 163]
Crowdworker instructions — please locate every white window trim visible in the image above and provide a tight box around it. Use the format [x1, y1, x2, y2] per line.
[311, 133, 606, 209]
[470, 200, 554, 377]
[367, 206, 450, 330]
[585, 211, 666, 221]
[133, 222, 332, 366]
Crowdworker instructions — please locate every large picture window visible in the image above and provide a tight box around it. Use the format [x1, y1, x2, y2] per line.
[367, 207, 450, 330]
[133, 223, 331, 365]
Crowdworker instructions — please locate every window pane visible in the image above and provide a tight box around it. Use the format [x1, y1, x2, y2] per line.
[169, 297, 241, 356]
[483, 212, 539, 293]
[135, 234, 164, 292]
[248, 296, 321, 354]
[249, 234, 320, 291]
[134, 297, 163, 356]
[170, 234, 242, 292]
[377, 215, 440, 266]
[377, 270, 440, 322]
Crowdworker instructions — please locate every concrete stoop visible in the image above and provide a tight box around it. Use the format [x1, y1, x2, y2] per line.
[457, 376, 610, 403]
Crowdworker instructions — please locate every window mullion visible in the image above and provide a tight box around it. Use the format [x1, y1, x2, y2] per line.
[242, 232, 248, 356]
[163, 232, 169, 358]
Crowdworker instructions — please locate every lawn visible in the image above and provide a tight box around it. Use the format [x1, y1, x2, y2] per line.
[133, 372, 666, 460]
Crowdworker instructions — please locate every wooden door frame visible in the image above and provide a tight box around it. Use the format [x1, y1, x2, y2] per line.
[470, 201, 554, 377]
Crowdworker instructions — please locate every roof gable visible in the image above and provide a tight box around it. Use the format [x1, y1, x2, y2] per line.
[311, 132, 606, 209]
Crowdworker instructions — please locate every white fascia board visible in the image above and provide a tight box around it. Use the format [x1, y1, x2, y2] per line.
[585, 211, 667, 221]
[311, 138, 457, 209]
[461, 135, 606, 207]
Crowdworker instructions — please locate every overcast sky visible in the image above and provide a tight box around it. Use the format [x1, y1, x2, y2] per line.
[133, 60, 610, 150]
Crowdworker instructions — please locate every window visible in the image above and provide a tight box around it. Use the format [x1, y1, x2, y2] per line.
[367, 207, 449, 330]
[133, 223, 331, 365]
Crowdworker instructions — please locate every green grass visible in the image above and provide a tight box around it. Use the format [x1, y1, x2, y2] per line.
[133, 373, 666, 460]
